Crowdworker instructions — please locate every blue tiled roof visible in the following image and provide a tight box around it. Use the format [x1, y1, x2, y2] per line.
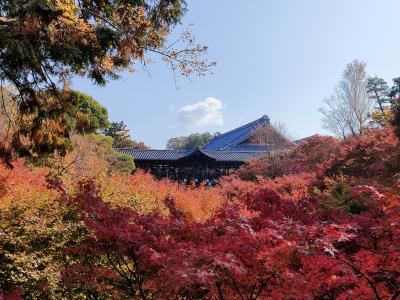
[202, 115, 270, 151]
[118, 148, 195, 161]
[223, 144, 271, 151]
[293, 134, 319, 145]
[202, 150, 265, 162]
[118, 148, 265, 163]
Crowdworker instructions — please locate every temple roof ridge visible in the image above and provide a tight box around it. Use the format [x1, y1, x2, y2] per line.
[202, 115, 270, 151]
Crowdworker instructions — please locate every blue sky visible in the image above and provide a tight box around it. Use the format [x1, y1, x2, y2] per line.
[73, 0, 400, 148]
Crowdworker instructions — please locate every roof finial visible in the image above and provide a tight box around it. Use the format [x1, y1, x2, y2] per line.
[263, 115, 270, 124]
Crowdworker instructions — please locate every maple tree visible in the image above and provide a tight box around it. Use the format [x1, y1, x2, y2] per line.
[0, 160, 87, 298]
[1, 3, 399, 298]
[90, 169, 224, 220]
[236, 135, 341, 182]
[0, 158, 225, 297]
[59, 174, 400, 299]
[1, 127, 400, 298]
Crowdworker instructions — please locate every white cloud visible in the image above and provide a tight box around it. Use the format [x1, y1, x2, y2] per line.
[177, 97, 224, 127]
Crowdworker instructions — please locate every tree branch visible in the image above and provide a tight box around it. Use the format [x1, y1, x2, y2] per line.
[220, 267, 244, 300]
[216, 281, 225, 300]
[77, 7, 210, 75]
[336, 255, 382, 300]
[390, 288, 400, 300]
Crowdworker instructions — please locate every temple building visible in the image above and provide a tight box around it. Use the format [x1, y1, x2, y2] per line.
[119, 115, 294, 182]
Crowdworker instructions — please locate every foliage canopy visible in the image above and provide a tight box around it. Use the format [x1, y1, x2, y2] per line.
[1, 125, 400, 298]
[103, 121, 150, 149]
[166, 132, 220, 150]
[0, 0, 213, 163]
[69, 90, 110, 134]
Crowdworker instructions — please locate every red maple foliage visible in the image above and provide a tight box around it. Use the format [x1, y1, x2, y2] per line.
[327, 128, 400, 181]
[0, 287, 24, 300]
[61, 178, 400, 299]
[236, 135, 341, 181]
[1, 128, 400, 299]
[237, 129, 400, 184]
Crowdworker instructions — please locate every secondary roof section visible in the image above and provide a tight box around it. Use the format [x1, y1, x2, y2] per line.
[119, 148, 266, 163]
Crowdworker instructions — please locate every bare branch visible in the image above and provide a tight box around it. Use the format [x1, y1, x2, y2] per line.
[320, 60, 373, 138]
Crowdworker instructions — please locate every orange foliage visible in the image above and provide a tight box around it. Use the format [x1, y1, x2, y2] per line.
[221, 172, 318, 203]
[0, 160, 56, 210]
[1, 126, 400, 298]
[0, 161, 224, 223]
[99, 170, 225, 222]
[219, 174, 259, 201]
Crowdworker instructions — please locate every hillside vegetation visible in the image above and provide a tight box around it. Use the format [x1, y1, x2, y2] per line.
[0, 126, 399, 299]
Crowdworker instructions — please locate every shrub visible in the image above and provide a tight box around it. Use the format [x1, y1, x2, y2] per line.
[236, 135, 341, 181]
[1, 127, 400, 298]
[61, 178, 400, 299]
[328, 128, 400, 182]
[100, 170, 225, 221]
[318, 178, 367, 215]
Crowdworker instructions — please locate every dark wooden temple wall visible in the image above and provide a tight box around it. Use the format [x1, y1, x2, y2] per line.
[134, 158, 242, 184]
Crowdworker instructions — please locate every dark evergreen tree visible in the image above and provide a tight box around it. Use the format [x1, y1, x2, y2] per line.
[166, 132, 220, 150]
[69, 90, 110, 134]
[103, 121, 149, 149]
[389, 77, 400, 137]
[367, 76, 390, 112]
[0, 0, 213, 164]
